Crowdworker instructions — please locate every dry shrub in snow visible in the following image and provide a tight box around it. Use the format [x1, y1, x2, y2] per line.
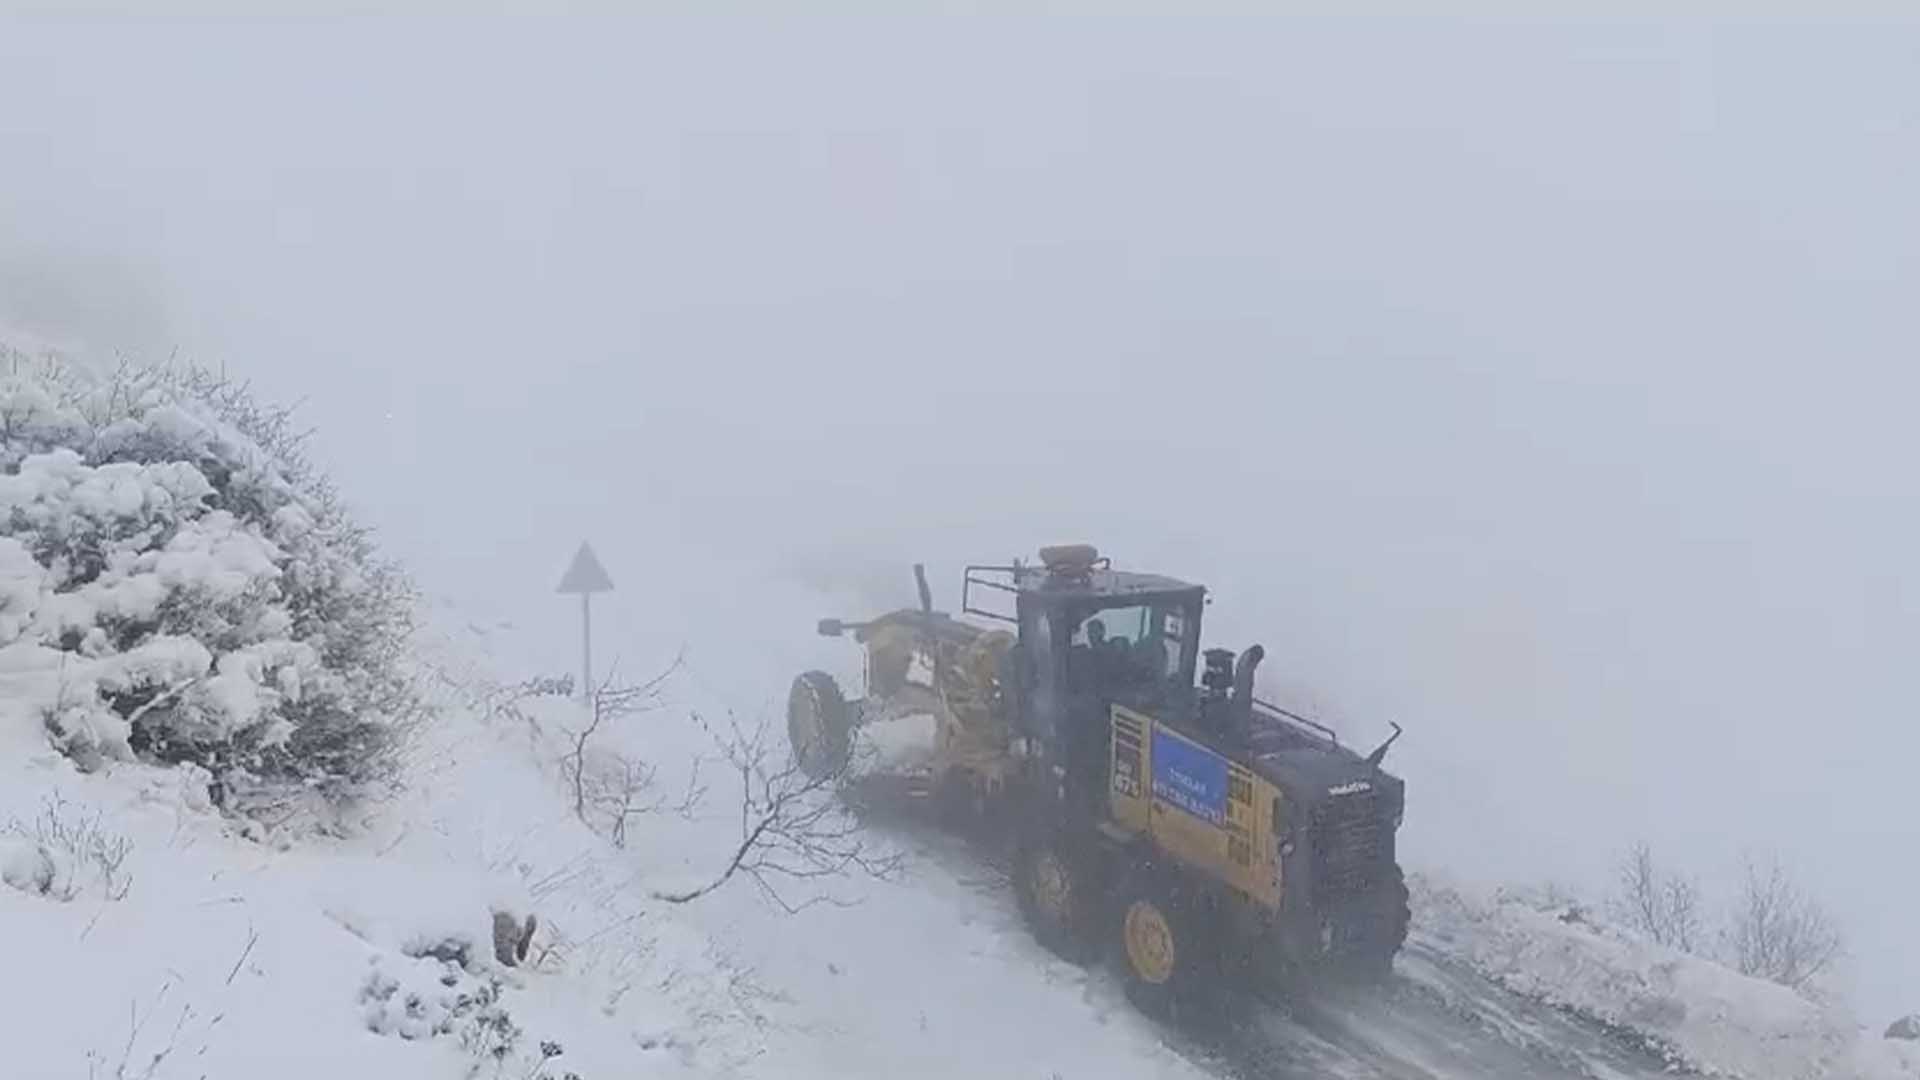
[0, 351, 422, 807]
[83, 978, 220, 1080]
[1, 791, 133, 900]
[1727, 854, 1843, 992]
[1606, 843, 1843, 998]
[559, 662, 685, 849]
[1610, 841, 1705, 953]
[654, 711, 902, 913]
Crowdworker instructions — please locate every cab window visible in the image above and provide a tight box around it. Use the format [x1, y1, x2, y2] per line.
[1069, 603, 1184, 689]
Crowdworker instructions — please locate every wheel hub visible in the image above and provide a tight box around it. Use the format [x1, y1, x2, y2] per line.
[1124, 900, 1176, 985]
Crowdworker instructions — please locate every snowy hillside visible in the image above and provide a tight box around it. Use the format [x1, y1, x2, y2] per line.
[0, 348, 1194, 1077]
[8, 619, 1912, 1079]
[1, 349, 1913, 1079]
[0, 617, 1210, 1078]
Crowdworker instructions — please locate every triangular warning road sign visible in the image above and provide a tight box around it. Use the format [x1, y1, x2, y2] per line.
[556, 541, 615, 594]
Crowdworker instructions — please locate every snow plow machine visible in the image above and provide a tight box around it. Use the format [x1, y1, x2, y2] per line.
[787, 544, 1410, 1014]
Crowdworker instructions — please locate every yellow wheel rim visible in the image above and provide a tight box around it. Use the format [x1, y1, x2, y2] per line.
[1032, 851, 1074, 921]
[1124, 900, 1176, 985]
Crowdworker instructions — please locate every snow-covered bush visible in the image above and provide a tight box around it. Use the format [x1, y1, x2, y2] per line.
[360, 953, 585, 1079]
[359, 955, 508, 1044]
[0, 349, 422, 805]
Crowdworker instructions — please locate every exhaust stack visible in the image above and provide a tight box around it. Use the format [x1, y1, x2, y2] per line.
[1229, 643, 1265, 740]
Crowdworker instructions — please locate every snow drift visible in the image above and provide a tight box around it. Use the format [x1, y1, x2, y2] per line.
[1412, 875, 1918, 1079]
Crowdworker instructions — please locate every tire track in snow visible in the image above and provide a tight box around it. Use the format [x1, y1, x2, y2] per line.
[862, 804, 1680, 1080]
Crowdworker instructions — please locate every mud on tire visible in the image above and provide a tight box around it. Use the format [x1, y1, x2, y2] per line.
[1012, 826, 1103, 965]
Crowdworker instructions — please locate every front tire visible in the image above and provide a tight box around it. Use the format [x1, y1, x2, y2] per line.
[787, 671, 851, 779]
[1114, 868, 1221, 1020]
[1012, 827, 1102, 964]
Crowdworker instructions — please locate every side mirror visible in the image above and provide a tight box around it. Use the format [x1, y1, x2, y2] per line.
[817, 618, 846, 637]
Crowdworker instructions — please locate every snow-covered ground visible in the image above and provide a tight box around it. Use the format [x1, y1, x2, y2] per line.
[1412, 878, 1919, 1080]
[0, 613, 1210, 1079]
[7, 598, 1914, 1079]
[3, 631, 719, 1078]
[1, 342, 1911, 1080]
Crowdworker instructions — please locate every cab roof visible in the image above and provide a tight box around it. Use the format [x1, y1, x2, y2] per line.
[960, 548, 1204, 625]
[1012, 565, 1204, 601]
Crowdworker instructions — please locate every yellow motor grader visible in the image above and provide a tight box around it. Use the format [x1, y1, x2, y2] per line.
[788, 545, 1408, 1013]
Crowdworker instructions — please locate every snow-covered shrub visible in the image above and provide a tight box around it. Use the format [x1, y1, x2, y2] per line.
[360, 954, 510, 1043]
[360, 953, 584, 1079]
[0, 350, 422, 804]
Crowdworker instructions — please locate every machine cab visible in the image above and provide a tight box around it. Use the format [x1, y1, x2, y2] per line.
[964, 545, 1206, 749]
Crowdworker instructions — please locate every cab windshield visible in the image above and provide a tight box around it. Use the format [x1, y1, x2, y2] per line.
[1067, 601, 1189, 691]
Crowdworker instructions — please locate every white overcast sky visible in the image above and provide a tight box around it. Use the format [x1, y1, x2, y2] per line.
[1, 16, 1914, 1019]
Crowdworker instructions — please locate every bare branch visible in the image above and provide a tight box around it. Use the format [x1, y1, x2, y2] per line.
[1660, 873, 1703, 954]
[1609, 841, 1703, 953]
[124, 676, 203, 729]
[653, 710, 902, 911]
[594, 756, 665, 850]
[1727, 853, 1843, 991]
[224, 926, 259, 986]
[559, 653, 682, 829]
[675, 755, 708, 820]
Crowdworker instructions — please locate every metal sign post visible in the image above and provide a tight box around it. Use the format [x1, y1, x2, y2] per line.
[556, 541, 615, 702]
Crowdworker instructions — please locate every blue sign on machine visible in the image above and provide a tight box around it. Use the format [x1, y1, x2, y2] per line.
[1151, 727, 1229, 824]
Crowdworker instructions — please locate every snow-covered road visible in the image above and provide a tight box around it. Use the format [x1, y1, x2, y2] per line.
[865, 810, 1678, 1080]
[1185, 942, 1677, 1080]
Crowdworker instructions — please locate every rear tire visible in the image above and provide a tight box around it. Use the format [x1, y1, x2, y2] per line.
[1114, 867, 1221, 1021]
[1012, 827, 1102, 964]
[787, 671, 851, 779]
